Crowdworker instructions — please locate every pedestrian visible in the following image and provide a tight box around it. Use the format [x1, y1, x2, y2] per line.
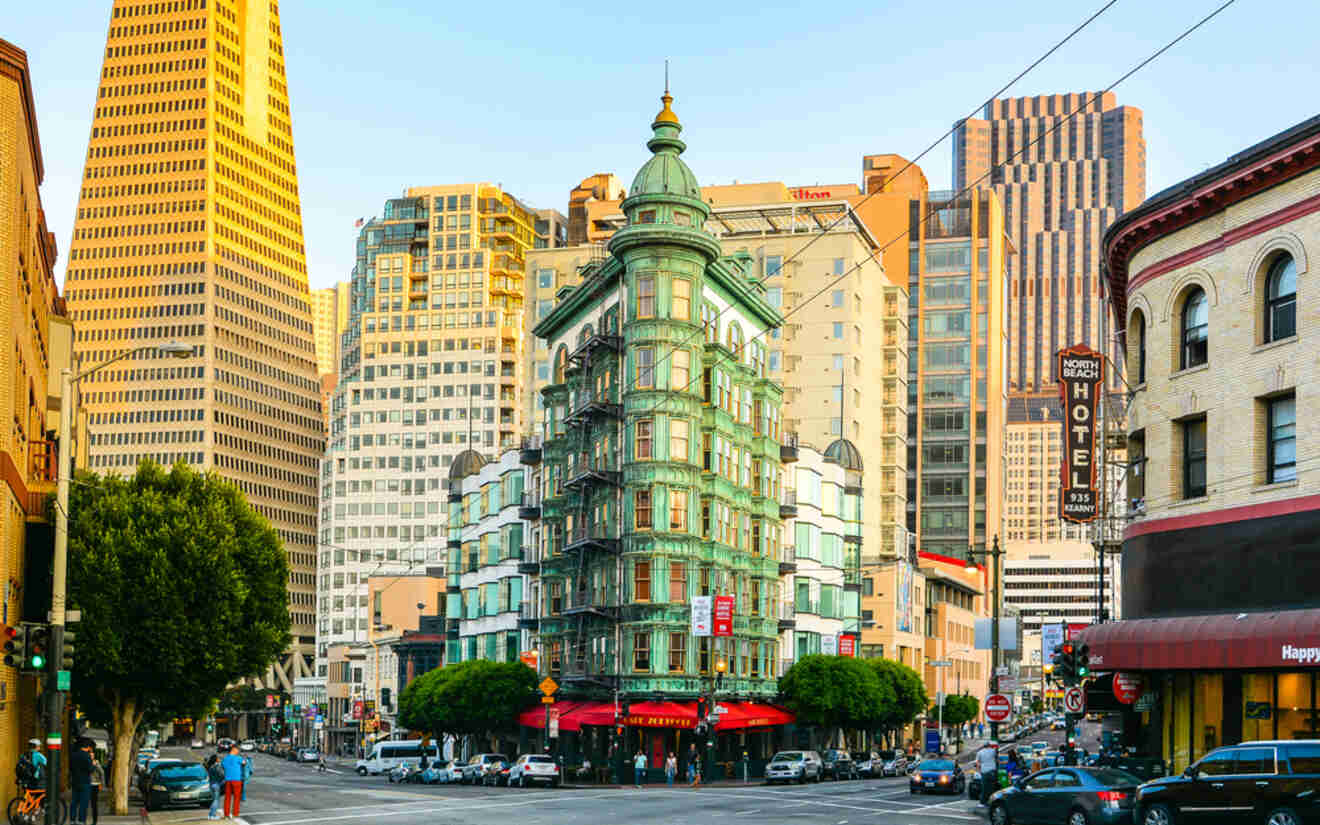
[687, 743, 701, 787]
[206, 754, 225, 820]
[633, 750, 647, 787]
[23, 739, 46, 786]
[89, 748, 104, 825]
[69, 739, 94, 825]
[222, 744, 245, 818]
[664, 751, 676, 785]
[240, 753, 252, 801]
[976, 741, 998, 807]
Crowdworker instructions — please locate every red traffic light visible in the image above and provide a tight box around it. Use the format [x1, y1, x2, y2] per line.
[1062, 642, 1074, 655]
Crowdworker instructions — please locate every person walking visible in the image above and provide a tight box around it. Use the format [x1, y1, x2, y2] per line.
[687, 743, 701, 787]
[69, 739, 94, 825]
[23, 739, 46, 786]
[240, 753, 252, 801]
[89, 748, 104, 825]
[633, 750, 647, 788]
[206, 754, 225, 820]
[664, 752, 677, 785]
[976, 741, 998, 807]
[222, 744, 245, 818]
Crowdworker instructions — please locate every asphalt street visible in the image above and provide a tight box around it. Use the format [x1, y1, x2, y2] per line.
[144, 722, 1100, 825]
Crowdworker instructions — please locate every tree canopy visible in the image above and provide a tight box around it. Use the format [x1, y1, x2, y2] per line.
[778, 654, 892, 731]
[937, 693, 981, 729]
[65, 461, 291, 813]
[398, 660, 538, 740]
[868, 658, 929, 735]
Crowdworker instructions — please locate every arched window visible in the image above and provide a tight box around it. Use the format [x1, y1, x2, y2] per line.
[553, 346, 568, 383]
[1265, 255, 1297, 343]
[727, 323, 744, 360]
[578, 325, 594, 347]
[1180, 288, 1208, 369]
[1129, 310, 1147, 385]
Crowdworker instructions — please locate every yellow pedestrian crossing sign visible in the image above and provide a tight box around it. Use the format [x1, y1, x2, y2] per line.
[539, 677, 558, 697]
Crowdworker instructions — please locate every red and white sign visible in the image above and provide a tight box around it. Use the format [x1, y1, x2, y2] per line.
[984, 694, 1013, 723]
[1064, 686, 1086, 714]
[838, 636, 856, 657]
[713, 595, 734, 637]
[352, 700, 364, 720]
[1057, 345, 1104, 524]
[1065, 623, 1089, 641]
[1113, 673, 1144, 705]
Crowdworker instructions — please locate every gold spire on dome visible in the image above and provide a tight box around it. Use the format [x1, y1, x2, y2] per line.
[654, 92, 679, 125]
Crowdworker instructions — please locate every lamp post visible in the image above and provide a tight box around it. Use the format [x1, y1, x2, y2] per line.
[964, 535, 1004, 743]
[46, 340, 193, 824]
[928, 659, 951, 753]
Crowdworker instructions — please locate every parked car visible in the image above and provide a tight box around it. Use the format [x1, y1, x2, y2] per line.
[240, 740, 256, 752]
[1136, 740, 1320, 825]
[189, 739, 205, 750]
[137, 759, 184, 798]
[143, 762, 213, 811]
[821, 749, 855, 780]
[851, 751, 879, 778]
[508, 754, 560, 788]
[987, 766, 1140, 825]
[462, 753, 509, 784]
[910, 758, 965, 795]
[878, 750, 909, 777]
[764, 750, 823, 784]
[445, 761, 465, 783]
[298, 748, 319, 763]
[482, 759, 512, 786]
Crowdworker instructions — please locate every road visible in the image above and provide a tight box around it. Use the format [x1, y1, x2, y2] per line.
[144, 722, 1103, 825]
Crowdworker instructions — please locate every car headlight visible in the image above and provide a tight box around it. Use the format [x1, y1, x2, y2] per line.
[939, 775, 950, 783]
[151, 784, 167, 791]
[912, 772, 922, 781]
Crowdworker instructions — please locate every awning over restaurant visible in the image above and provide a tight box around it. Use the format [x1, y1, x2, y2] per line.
[517, 699, 795, 731]
[1078, 608, 1320, 671]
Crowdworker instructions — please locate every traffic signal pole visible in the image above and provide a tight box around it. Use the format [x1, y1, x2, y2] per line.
[44, 366, 75, 825]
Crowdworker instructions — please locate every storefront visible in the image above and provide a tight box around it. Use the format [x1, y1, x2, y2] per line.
[517, 699, 795, 780]
[1080, 608, 1320, 772]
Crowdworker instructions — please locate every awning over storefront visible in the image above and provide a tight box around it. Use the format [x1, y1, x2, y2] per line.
[517, 699, 795, 731]
[1079, 608, 1320, 671]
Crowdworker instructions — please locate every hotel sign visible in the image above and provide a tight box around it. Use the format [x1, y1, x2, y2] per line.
[691, 596, 712, 637]
[713, 595, 735, 637]
[1058, 345, 1104, 523]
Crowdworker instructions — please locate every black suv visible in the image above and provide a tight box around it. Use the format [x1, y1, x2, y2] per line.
[821, 749, 855, 780]
[1136, 740, 1320, 825]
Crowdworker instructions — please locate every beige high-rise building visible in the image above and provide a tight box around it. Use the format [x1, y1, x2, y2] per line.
[312, 282, 351, 376]
[63, 1, 322, 689]
[1003, 393, 1090, 543]
[954, 92, 1145, 394]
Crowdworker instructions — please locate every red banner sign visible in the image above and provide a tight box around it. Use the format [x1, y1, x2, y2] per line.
[713, 595, 734, 636]
[352, 700, 364, 720]
[838, 636, 856, 657]
[1058, 345, 1104, 523]
[1113, 673, 1144, 705]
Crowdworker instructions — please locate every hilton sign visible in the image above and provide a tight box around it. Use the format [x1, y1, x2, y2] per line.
[789, 187, 834, 200]
[1058, 345, 1104, 523]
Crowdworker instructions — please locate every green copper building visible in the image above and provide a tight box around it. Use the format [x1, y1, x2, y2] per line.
[530, 92, 790, 761]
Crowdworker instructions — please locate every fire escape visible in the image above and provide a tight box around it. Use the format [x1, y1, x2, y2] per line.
[559, 324, 623, 691]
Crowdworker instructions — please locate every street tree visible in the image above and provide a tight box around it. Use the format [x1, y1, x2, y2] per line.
[779, 655, 890, 746]
[868, 658, 928, 746]
[65, 461, 291, 814]
[936, 694, 981, 749]
[399, 660, 537, 745]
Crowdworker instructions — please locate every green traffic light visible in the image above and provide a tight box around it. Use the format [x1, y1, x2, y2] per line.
[30, 653, 45, 669]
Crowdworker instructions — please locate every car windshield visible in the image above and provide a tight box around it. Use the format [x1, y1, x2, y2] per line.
[158, 765, 207, 780]
[771, 752, 803, 762]
[918, 760, 955, 771]
[526, 756, 554, 763]
[1087, 768, 1141, 786]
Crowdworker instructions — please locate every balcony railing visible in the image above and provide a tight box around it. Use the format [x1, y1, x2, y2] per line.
[780, 431, 799, 463]
[520, 435, 542, 464]
[779, 489, 798, 519]
[518, 492, 541, 520]
[517, 545, 540, 575]
[777, 542, 797, 574]
[518, 600, 539, 629]
[564, 526, 620, 554]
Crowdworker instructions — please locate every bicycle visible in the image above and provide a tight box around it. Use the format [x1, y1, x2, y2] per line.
[7, 783, 67, 825]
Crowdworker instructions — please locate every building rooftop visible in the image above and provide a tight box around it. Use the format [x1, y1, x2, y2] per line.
[448, 448, 487, 483]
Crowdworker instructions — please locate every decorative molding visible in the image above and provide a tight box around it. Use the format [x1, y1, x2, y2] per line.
[1159, 269, 1218, 324]
[1243, 231, 1308, 297]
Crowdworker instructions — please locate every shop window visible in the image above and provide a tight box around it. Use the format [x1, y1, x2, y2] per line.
[1277, 673, 1316, 740]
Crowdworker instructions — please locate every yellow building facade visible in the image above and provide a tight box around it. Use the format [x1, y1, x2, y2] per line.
[0, 38, 76, 808]
[62, 1, 323, 689]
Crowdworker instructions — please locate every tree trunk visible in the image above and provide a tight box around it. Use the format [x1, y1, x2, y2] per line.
[110, 695, 139, 815]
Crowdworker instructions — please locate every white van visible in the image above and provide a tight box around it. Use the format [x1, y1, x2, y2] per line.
[355, 740, 441, 776]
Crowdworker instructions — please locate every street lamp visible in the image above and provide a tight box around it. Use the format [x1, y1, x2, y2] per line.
[964, 535, 1005, 742]
[46, 341, 193, 821]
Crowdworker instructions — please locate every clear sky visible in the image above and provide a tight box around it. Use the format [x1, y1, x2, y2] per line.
[8, 0, 1319, 291]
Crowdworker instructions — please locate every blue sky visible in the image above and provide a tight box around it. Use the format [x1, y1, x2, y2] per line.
[8, 0, 1319, 290]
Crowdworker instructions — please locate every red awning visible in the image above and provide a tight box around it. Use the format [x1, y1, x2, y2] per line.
[1078, 609, 1320, 671]
[622, 701, 697, 729]
[518, 700, 594, 732]
[715, 701, 795, 731]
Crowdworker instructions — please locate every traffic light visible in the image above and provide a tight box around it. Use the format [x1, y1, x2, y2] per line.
[1076, 644, 1090, 678]
[2, 625, 24, 668]
[1053, 643, 1075, 684]
[619, 699, 630, 718]
[28, 624, 49, 671]
[61, 626, 75, 672]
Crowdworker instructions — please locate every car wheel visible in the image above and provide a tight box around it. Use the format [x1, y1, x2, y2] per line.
[990, 801, 1012, 825]
[1068, 807, 1090, 825]
[1143, 803, 1175, 825]
[356, 767, 367, 776]
[1267, 808, 1302, 825]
